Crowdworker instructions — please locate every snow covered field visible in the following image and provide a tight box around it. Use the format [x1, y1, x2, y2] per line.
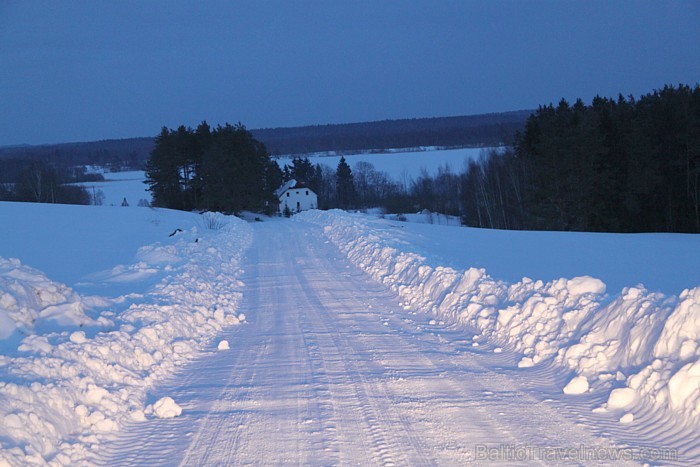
[363, 211, 700, 296]
[0, 200, 698, 464]
[277, 147, 486, 179]
[0, 203, 250, 464]
[74, 171, 151, 208]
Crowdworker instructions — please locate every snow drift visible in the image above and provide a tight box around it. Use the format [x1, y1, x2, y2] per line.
[0, 212, 251, 465]
[298, 210, 700, 427]
[0, 258, 109, 340]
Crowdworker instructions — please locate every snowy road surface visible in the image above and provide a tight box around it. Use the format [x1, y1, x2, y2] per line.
[99, 220, 652, 465]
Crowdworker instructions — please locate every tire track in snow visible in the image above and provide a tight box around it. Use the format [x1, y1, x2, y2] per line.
[290, 232, 435, 466]
[177, 244, 324, 465]
[286, 227, 592, 466]
[286, 223, 635, 465]
[96, 314, 257, 465]
[99, 219, 637, 465]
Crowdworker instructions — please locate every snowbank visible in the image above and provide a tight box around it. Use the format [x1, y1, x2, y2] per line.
[0, 212, 251, 465]
[298, 210, 700, 427]
[0, 258, 110, 340]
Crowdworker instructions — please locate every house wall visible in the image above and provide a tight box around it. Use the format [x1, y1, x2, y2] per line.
[279, 188, 318, 213]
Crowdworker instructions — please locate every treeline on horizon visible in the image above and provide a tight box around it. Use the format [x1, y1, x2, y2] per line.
[0, 111, 530, 210]
[0, 159, 101, 205]
[3, 84, 698, 234]
[0, 138, 146, 204]
[253, 111, 530, 155]
[0, 111, 530, 167]
[0, 138, 151, 171]
[337, 83, 698, 233]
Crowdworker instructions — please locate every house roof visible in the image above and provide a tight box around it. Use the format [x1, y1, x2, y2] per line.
[276, 179, 314, 197]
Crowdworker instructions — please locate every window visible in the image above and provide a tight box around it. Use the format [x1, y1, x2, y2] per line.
[286, 192, 290, 197]
[306, 190, 309, 196]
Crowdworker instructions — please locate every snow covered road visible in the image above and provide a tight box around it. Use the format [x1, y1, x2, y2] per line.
[97, 220, 642, 465]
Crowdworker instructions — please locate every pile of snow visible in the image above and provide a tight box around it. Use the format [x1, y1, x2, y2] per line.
[352, 213, 700, 296]
[0, 258, 110, 340]
[0, 211, 251, 465]
[298, 210, 700, 427]
[217, 339, 230, 350]
[150, 396, 182, 419]
[563, 375, 590, 395]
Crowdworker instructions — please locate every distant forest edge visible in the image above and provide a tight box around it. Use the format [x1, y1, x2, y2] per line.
[3, 83, 698, 234]
[0, 110, 532, 169]
[253, 110, 531, 155]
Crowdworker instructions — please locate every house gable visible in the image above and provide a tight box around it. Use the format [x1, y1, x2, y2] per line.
[277, 179, 318, 213]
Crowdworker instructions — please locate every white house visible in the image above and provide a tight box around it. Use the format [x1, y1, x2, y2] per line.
[277, 179, 318, 214]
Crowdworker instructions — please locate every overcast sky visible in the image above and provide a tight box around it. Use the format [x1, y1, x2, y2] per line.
[0, 0, 698, 146]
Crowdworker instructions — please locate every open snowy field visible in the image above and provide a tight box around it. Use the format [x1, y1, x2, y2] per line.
[77, 147, 487, 211]
[277, 146, 487, 179]
[365, 211, 700, 296]
[0, 201, 698, 464]
[74, 171, 151, 208]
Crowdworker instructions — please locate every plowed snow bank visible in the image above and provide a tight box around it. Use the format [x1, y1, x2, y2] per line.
[0, 212, 251, 465]
[299, 210, 699, 427]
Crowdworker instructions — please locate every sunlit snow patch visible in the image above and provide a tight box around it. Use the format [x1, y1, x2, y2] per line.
[218, 340, 230, 350]
[151, 397, 183, 419]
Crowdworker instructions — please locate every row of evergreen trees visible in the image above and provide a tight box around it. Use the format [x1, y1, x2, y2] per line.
[144, 122, 363, 215]
[289, 84, 698, 233]
[513, 85, 697, 232]
[517, 84, 699, 232]
[145, 84, 698, 233]
[144, 122, 282, 213]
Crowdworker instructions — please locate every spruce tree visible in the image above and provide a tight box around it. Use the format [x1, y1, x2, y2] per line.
[335, 156, 356, 210]
[290, 157, 315, 184]
[145, 122, 277, 214]
[145, 127, 182, 209]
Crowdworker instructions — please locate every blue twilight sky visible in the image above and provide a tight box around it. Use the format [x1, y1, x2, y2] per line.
[0, 1, 698, 146]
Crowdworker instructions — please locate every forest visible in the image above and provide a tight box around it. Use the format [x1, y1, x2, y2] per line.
[480, 84, 699, 233]
[3, 84, 697, 234]
[0, 111, 529, 166]
[314, 84, 698, 233]
[144, 123, 282, 213]
[0, 159, 99, 205]
[252, 111, 530, 155]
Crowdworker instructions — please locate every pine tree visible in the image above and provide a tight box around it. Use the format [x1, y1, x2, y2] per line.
[290, 157, 315, 184]
[515, 84, 700, 232]
[262, 159, 284, 214]
[145, 122, 276, 214]
[199, 123, 273, 213]
[144, 127, 184, 209]
[335, 156, 356, 210]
